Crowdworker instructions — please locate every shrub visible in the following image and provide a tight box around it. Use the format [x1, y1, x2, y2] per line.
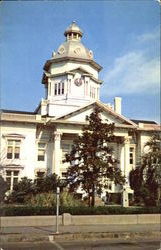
[6, 174, 65, 204]
[0, 206, 55, 216]
[26, 192, 56, 207]
[60, 191, 82, 207]
[0, 205, 160, 216]
[26, 191, 82, 207]
[6, 177, 35, 204]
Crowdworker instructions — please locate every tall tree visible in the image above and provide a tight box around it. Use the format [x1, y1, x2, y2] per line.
[0, 176, 8, 203]
[64, 106, 125, 207]
[130, 134, 161, 206]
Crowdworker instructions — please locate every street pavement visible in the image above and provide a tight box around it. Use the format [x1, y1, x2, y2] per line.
[1, 223, 160, 235]
[0, 239, 161, 250]
[0, 223, 161, 248]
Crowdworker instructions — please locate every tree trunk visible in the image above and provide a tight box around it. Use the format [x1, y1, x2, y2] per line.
[88, 194, 91, 207]
[91, 192, 95, 207]
[91, 185, 95, 207]
[156, 186, 161, 207]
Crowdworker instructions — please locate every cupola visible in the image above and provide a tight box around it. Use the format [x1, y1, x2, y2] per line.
[64, 21, 83, 41]
[50, 21, 96, 61]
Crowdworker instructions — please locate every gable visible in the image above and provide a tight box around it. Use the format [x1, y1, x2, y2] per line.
[56, 102, 136, 126]
[68, 66, 92, 76]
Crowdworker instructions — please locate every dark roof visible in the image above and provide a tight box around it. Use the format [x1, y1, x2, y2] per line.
[131, 119, 157, 125]
[0, 109, 36, 115]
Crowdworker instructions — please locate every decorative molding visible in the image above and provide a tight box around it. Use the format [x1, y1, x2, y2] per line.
[124, 137, 130, 144]
[2, 133, 25, 139]
[3, 164, 24, 169]
[54, 131, 62, 141]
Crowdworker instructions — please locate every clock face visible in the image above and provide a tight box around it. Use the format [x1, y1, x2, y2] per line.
[74, 78, 83, 87]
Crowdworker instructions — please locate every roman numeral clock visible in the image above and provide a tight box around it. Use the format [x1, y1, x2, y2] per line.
[74, 77, 83, 87]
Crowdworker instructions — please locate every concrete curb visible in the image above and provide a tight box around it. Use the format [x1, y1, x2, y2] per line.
[0, 231, 161, 243]
[49, 231, 161, 241]
[0, 234, 49, 243]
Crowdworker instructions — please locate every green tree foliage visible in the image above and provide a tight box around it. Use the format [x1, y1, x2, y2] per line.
[0, 176, 8, 203]
[6, 174, 63, 204]
[64, 106, 125, 207]
[130, 134, 161, 206]
[34, 173, 63, 193]
[7, 177, 35, 203]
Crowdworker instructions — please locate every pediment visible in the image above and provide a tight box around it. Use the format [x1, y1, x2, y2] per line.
[56, 101, 136, 126]
[68, 67, 92, 76]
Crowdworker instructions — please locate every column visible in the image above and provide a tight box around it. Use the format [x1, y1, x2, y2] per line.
[124, 137, 130, 182]
[122, 137, 130, 207]
[119, 144, 124, 174]
[53, 131, 62, 177]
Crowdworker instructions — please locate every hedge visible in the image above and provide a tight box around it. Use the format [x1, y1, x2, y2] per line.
[0, 205, 160, 216]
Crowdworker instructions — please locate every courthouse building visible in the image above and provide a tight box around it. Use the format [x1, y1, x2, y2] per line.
[0, 22, 160, 203]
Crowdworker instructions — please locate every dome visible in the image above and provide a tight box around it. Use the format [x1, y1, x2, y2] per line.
[52, 22, 94, 60]
[64, 21, 83, 37]
[53, 41, 93, 60]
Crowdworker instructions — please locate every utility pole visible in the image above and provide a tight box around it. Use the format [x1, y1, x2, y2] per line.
[56, 187, 60, 234]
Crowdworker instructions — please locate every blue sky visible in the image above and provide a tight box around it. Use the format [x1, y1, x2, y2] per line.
[0, 1, 160, 122]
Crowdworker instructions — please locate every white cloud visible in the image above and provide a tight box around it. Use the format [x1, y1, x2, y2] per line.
[102, 29, 160, 97]
[136, 28, 160, 44]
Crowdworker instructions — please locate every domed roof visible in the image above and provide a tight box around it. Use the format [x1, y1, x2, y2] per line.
[52, 22, 94, 60]
[53, 41, 93, 60]
[64, 21, 83, 37]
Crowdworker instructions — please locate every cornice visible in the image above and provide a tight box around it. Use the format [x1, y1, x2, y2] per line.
[43, 57, 102, 72]
[42, 71, 103, 84]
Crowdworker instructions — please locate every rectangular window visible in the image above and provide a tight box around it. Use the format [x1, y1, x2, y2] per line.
[90, 86, 92, 97]
[6, 170, 12, 188]
[58, 82, 61, 95]
[6, 170, 20, 190]
[7, 140, 21, 159]
[55, 81, 65, 96]
[13, 176, 18, 186]
[90, 86, 95, 98]
[7, 146, 12, 159]
[54, 83, 57, 95]
[62, 143, 72, 160]
[36, 171, 45, 185]
[106, 179, 112, 190]
[85, 81, 88, 96]
[37, 143, 46, 161]
[36, 171, 45, 178]
[61, 172, 67, 179]
[129, 147, 135, 165]
[14, 147, 20, 159]
[62, 82, 64, 95]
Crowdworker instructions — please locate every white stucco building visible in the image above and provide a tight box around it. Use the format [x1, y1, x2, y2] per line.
[0, 22, 160, 204]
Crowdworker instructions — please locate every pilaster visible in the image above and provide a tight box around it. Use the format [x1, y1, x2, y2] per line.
[52, 131, 62, 176]
[124, 137, 130, 182]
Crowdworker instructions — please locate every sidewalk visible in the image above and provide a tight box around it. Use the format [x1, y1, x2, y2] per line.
[0, 224, 161, 242]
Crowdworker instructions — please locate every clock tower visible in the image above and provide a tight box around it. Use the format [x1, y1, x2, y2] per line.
[40, 21, 103, 117]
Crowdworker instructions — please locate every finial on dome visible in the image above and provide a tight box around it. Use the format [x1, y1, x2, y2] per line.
[64, 21, 83, 41]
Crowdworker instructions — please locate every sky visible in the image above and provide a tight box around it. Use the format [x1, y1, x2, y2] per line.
[0, 0, 160, 123]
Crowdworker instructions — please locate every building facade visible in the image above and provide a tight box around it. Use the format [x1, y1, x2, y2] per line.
[0, 22, 160, 204]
